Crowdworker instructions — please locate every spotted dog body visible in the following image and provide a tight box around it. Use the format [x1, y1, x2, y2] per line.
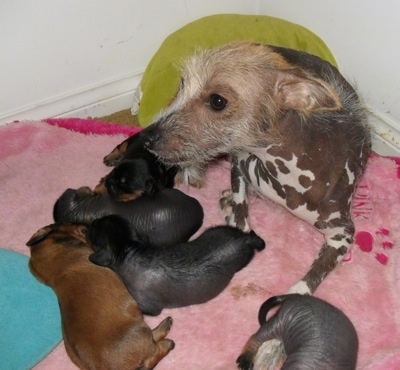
[228, 138, 365, 294]
[140, 41, 370, 368]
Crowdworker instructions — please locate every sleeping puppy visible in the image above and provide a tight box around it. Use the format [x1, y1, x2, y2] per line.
[53, 186, 204, 248]
[95, 131, 178, 201]
[27, 222, 174, 370]
[87, 215, 266, 316]
[237, 294, 358, 370]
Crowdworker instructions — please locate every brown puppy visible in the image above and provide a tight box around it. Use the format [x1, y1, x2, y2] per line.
[27, 222, 174, 370]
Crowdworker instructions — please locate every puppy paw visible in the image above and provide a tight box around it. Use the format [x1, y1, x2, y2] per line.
[103, 154, 123, 166]
[162, 316, 173, 331]
[93, 177, 107, 194]
[236, 353, 254, 370]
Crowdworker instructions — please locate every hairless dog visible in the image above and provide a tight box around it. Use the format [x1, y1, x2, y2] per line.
[237, 294, 358, 370]
[87, 214, 265, 316]
[53, 186, 203, 247]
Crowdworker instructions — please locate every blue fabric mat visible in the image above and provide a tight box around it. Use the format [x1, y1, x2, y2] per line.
[0, 248, 62, 370]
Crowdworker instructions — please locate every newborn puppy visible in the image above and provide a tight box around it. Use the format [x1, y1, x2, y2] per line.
[27, 222, 174, 370]
[87, 215, 266, 316]
[96, 131, 178, 201]
[237, 294, 358, 370]
[53, 186, 204, 248]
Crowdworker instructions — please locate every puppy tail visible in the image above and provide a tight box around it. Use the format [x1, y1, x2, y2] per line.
[258, 295, 287, 326]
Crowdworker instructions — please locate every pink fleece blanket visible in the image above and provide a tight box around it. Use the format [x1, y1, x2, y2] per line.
[1, 118, 399, 369]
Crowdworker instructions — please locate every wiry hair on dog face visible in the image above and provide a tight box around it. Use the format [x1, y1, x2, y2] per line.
[144, 41, 349, 172]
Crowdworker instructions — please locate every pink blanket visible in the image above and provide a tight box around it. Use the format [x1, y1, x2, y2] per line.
[1, 119, 399, 369]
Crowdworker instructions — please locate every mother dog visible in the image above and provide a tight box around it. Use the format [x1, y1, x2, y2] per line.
[110, 41, 370, 367]
[139, 41, 370, 295]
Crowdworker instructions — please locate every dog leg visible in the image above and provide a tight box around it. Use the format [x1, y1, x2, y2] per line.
[103, 139, 129, 166]
[151, 316, 173, 342]
[140, 317, 175, 370]
[142, 340, 175, 370]
[288, 222, 354, 295]
[220, 156, 250, 232]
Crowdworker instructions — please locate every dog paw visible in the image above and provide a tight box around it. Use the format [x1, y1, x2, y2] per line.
[103, 152, 123, 167]
[236, 353, 254, 370]
[159, 316, 173, 332]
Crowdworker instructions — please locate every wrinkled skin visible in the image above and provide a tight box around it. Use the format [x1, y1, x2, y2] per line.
[237, 294, 359, 370]
[87, 215, 266, 316]
[53, 186, 203, 248]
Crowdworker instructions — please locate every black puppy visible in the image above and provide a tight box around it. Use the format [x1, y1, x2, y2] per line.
[53, 187, 204, 248]
[95, 132, 178, 201]
[87, 215, 266, 316]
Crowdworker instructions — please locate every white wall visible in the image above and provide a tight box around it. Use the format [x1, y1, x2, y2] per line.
[0, 0, 257, 123]
[1, 0, 399, 154]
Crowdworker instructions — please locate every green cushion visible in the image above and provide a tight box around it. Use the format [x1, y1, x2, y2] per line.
[0, 248, 62, 370]
[137, 13, 337, 127]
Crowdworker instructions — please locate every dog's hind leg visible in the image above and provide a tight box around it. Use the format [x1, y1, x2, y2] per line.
[140, 317, 175, 370]
[220, 155, 251, 232]
[151, 316, 173, 342]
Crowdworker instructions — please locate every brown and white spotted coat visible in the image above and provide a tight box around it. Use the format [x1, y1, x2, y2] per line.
[142, 42, 371, 296]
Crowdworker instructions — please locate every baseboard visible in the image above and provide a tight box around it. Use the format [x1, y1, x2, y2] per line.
[0, 71, 144, 125]
[368, 109, 400, 156]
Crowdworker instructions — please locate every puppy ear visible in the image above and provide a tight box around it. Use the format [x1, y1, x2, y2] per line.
[89, 248, 113, 267]
[26, 226, 53, 247]
[274, 70, 342, 114]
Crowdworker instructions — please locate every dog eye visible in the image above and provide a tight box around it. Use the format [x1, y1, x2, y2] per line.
[119, 177, 127, 184]
[208, 94, 227, 111]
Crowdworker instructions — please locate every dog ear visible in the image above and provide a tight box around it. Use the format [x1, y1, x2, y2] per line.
[274, 70, 342, 114]
[89, 248, 113, 267]
[26, 226, 53, 247]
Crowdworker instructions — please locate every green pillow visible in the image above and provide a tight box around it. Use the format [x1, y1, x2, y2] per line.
[137, 13, 337, 127]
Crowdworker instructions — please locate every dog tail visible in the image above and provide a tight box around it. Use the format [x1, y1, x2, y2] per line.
[258, 295, 287, 326]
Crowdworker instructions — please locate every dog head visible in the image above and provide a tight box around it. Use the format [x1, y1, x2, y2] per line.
[104, 159, 158, 201]
[142, 41, 342, 170]
[87, 215, 146, 267]
[53, 187, 95, 222]
[26, 222, 88, 284]
[103, 155, 177, 202]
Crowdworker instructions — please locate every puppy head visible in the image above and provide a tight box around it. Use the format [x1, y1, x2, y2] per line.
[53, 187, 94, 222]
[104, 159, 156, 201]
[143, 41, 342, 169]
[87, 215, 144, 267]
[26, 222, 88, 284]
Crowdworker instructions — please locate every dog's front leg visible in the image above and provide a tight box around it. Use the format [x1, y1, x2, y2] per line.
[287, 221, 354, 295]
[220, 155, 250, 232]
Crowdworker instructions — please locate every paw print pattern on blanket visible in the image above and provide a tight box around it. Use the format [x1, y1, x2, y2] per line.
[355, 228, 394, 265]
